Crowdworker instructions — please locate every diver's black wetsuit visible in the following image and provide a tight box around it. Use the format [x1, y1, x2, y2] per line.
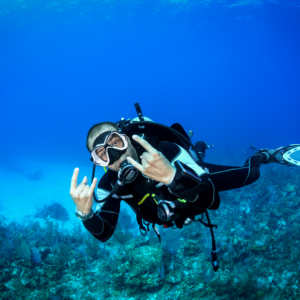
[204, 154, 262, 192]
[83, 141, 263, 242]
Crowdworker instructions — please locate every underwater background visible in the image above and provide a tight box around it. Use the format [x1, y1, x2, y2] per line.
[0, 0, 300, 299]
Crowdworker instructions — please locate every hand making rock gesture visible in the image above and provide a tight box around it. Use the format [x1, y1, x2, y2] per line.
[127, 135, 175, 185]
[70, 168, 97, 214]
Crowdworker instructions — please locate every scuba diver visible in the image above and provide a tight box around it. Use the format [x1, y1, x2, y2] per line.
[70, 103, 300, 272]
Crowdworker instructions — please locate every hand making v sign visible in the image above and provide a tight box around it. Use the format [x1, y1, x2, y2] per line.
[127, 135, 175, 185]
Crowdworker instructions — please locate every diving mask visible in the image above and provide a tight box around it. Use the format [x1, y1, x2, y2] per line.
[91, 131, 128, 167]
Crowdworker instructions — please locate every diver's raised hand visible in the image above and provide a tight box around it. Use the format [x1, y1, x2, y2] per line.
[70, 168, 97, 214]
[127, 135, 175, 185]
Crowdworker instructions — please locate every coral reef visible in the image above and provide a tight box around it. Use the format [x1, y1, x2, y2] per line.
[34, 203, 69, 222]
[0, 164, 299, 299]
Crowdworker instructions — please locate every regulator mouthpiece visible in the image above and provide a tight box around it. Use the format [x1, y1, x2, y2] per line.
[118, 160, 139, 185]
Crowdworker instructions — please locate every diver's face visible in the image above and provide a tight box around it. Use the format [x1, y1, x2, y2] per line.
[107, 136, 138, 172]
[94, 126, 138, 172]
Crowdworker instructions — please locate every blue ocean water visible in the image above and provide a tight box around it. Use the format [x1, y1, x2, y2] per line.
[0, 1, 300, 299]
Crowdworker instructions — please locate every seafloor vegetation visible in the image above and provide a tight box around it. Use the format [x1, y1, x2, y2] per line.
[0, 162, 300, 300]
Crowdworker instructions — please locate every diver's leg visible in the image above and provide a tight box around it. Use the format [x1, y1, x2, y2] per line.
[251, 144, 300, 167]
[190, 141, 214, 163]
[203, 154, 264, 192]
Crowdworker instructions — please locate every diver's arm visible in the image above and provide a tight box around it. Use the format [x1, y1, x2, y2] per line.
[82, 195, 121, 242]
[168, 171, 220, 210]
[127, 136, 220, 209]
[82, 173, 121, 242]
[158, 142, 220, 210]
[70, 168, 119, 241]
